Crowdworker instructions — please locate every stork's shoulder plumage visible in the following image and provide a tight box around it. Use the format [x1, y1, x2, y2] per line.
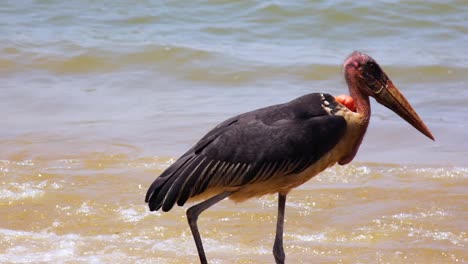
[186, 93, 348, 159]
[145, 93, 361, 211]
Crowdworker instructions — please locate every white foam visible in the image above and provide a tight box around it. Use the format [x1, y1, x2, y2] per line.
[0, 179, 64, 202]
[0, 229, 77, 263]
[316, 165, 373, 184]
[0, 229, 146, 263]
[414, 167, 468, 179]
[0, 182, 45, 201]
[408, 228, 465, 246]
[385, 210, 450, 220]
[76, 202, 93, 215]
[118, 205, 153, 223]
[293, 232, 328, 242]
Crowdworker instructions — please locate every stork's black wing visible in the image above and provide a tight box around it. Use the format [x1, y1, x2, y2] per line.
[146, 93, 347, 211]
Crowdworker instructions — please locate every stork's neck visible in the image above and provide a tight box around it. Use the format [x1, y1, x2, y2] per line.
[337, 84, 371, 165]
[349, 84, 371, 123]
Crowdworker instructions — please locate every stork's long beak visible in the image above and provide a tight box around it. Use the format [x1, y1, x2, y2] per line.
[374, 80, 435, 141]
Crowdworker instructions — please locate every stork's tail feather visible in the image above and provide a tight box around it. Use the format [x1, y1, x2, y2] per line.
[145, 155, 209, 212]
[145, 154, 195, 212]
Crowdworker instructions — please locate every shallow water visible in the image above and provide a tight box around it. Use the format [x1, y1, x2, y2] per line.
[1, 0, 467, 263]
[1, 156, 466, 263]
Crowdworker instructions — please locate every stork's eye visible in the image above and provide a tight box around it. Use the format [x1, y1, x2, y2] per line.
[363, 61, 387, 94]
[366, 62, 379, 75]
[362, 71, 373, 80]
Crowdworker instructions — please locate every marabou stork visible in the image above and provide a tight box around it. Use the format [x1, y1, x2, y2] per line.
[145, 51, 434, 264]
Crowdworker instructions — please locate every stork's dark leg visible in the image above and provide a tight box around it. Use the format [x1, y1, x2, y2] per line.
[273, 193, 286, 264]
[186, 191, 232, 264]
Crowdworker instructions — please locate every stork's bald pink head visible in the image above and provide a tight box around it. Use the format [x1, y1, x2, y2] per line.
[343, 51, 434, 141]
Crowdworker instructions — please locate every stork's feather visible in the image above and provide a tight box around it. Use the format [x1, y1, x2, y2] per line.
[146, 93, 347, 212]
